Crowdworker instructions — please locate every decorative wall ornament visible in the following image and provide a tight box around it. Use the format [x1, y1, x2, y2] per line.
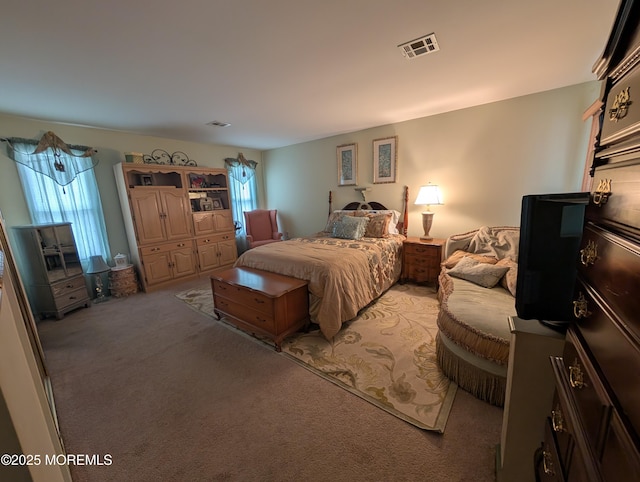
[143, 149, 197, 166]
[2, 131, 98, 187]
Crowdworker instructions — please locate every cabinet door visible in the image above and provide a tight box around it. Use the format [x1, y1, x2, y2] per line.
[193, 212, 215, 236]
[197, 242, 220, 271]
[161, 191, 192, 240]
[218, 239, 237, 266]
[213, 210, 234, 232]
[130, 190, 166, 245]
[170, 248, 197, 278]
[142, 252, 173, 285]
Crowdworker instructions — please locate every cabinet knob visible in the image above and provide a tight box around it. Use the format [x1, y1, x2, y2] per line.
[580, 240, 598, 266]
[551, 406, 565, 432]
[573, 292, 591, 319]
[542, 448, 555, 476]
[592, 179, 611, 207]
[569, 358, 587, 390]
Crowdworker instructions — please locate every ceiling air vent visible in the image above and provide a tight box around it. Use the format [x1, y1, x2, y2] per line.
[206, 120, 231, 127]
[398, 33, 439, 59]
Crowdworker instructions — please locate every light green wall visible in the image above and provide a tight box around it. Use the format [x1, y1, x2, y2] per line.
[0, 115, 263, 262]
[263, 81, 601, 239]
[0, 80, 600, 254]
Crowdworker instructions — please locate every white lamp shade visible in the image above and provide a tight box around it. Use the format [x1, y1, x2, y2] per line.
[414, 184, 443, 206]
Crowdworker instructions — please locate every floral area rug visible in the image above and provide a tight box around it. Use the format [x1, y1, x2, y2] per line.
[175, 283, 457, 432]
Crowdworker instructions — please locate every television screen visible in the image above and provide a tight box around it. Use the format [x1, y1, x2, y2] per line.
[515, 192, 589, 326]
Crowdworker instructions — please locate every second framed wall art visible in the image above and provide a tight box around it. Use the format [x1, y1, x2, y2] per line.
[373, 136, 397, 184]
[337, 143, 357, 186]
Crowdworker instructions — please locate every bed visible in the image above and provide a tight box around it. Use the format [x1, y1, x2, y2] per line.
[233, 188, 409, 340]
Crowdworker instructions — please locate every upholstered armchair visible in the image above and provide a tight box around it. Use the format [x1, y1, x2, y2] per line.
[243, 209, 283, 249]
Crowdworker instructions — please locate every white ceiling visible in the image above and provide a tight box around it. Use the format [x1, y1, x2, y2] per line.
[0, 0, 621, 150]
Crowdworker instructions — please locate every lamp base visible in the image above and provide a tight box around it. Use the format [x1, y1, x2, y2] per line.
[421, 211, 435, 240]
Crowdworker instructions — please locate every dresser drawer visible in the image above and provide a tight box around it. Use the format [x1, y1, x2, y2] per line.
[587, 160, 640, 238]
[196, 232, 234, 246]
[578, 224, 640, 334]
[600, 62, 640, 146]
[572, 283, 640, 437]
[404, 243, 441, 258]
[212, 279, 274, 315]
[562, 329, 612, 452]
[539, 418, 566, 481]
[51, 275, 86, 296]
[140, 240, 193, 256]
[54, 287, 89, 310]
[550, 354, 604, 482]
[600, 409, 640, 481]
[213, 296, 276, 333]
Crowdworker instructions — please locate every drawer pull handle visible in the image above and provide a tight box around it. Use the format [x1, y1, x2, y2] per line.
[253, 298, 265, 304]
[177, 243, 185, 247]
[151, 247, 160, 252]
[580, 240, 598, 266]
[542, 448, 555, 476]
[569, 359, 587, 390]
[573, 293, 591, 319]
[551, 407, 565, 432]
[592, 179, 611, 207]
[609, 86, 631, 122]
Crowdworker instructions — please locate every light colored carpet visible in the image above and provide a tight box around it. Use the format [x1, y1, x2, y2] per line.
[176, 283, 457, 432]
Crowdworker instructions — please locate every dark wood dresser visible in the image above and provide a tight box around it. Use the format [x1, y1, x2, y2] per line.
[537, 1, 640, 480]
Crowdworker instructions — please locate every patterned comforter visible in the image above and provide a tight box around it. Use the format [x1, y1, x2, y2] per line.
[234, 234, 405, 339]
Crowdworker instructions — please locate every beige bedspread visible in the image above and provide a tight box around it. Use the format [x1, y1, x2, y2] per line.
[234, 234, 405, 339]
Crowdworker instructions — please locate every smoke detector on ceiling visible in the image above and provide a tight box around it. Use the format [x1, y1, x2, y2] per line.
[206, 120, 231, 127]
[398, 33, 439, 59]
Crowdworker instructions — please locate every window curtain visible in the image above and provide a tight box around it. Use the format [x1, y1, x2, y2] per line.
[225, 155, 258, 254]
[10, 141, 111, 264]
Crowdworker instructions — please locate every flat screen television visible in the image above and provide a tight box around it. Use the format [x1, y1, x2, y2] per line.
[515, 192, 590, 327]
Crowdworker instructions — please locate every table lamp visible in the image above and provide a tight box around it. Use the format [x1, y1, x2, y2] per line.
[414, 184, 443, 240]
[86, 255, 111, 302]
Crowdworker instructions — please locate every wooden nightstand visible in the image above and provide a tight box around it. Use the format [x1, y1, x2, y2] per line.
[401, 237, 445, 285]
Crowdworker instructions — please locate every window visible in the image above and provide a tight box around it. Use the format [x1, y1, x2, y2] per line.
[226, 158, 258, 253]
[13, 143, 110, 263]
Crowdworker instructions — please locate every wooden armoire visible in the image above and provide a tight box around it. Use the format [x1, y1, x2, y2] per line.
[114, 163, 237, 291]
[537, 1, 640, 480]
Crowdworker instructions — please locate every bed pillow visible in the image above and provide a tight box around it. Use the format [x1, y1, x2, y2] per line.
[332, 216, 370, 240]
[447, 256, 510, 288]
[496, 258, 518, 296]
[364, 212, 392, 238]
[356, 209, 402, 234]
[443, 250, 498, 269]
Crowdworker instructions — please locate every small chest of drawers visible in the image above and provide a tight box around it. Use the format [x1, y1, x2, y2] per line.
[402, 237, 445, 285]
[211, 267, 309, 351]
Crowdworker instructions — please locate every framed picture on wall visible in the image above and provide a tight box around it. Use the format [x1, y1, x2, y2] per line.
[372, 136, 397, 184]
[337, 143, 357, 186]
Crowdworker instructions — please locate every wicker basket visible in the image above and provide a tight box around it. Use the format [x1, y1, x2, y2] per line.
[109, 265, 139, 297]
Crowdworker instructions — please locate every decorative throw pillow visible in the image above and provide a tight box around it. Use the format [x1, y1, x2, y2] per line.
[323, 210, 354, 233]
[442, 250, 498, 269]
[364, 212, 392, 238]
[496, 258, 518, 296]
[447, 255, 510, 288]
[332, 215, 369, 240]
